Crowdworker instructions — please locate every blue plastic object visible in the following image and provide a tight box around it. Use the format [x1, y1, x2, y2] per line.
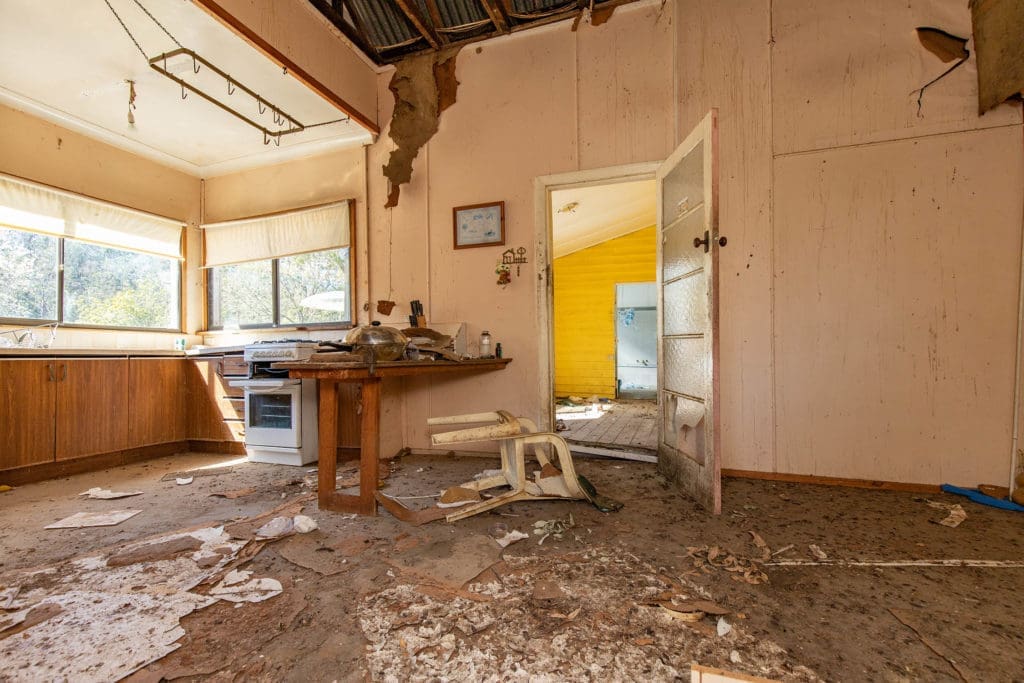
[940, 484, 1024, 512]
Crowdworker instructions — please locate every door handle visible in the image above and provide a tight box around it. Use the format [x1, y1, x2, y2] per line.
[60, 364, 67, 381]
[693, 231, 710, 253]
[693, 231, 728, 252]
[47, 363, 55, 382]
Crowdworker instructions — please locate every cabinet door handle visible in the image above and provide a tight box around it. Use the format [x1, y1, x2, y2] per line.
[60, 364, 67, 381]
[47, 363, 55, 382]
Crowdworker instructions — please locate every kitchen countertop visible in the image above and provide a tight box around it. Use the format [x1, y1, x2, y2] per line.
[0, 345, 246, 358]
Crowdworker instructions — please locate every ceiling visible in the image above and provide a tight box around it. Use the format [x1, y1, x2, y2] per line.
[551, 179, 655, 259]
[311, 0, 639, 65]
[0, 0, 373, 177]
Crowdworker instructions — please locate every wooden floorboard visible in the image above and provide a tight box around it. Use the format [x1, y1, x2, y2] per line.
[556, 399, 657, 453]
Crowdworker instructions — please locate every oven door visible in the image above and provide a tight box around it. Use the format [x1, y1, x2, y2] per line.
[236, 379, 303, 449]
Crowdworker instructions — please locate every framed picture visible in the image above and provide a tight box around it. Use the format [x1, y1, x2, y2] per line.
[453, 201, 505, 249]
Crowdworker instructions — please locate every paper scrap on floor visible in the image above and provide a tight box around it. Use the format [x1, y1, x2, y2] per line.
[45, 510, 142, 529]
[79, 487, 144, 500]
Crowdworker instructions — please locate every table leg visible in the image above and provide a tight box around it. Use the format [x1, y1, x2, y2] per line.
[317, 377, 381, 516]
[358, 378, 381, 515]
[317, 379, 338, 511]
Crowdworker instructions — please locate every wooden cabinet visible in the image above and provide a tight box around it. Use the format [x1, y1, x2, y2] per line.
[1, 353, 253, 476]
[128, 358, 187, 448]
[0, 360, 57, 469]
[55, 359, 129, 461]
[186, 355, 246, 443]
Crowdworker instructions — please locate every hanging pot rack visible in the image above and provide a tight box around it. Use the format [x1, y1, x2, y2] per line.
[148, 48, 305, 146]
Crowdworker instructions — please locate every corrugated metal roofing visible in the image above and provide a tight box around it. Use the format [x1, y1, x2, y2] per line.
[348, 0, 419, 50]
[312, 0, 636, 64]
[435, 0, 489, 28]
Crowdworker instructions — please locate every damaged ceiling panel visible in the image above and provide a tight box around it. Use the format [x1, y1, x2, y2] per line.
[970, 0, 1024, 114]
[309, 0, 641, 65]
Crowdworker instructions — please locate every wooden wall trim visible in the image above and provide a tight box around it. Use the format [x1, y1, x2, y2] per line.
[1, 442, 189, 487]
[188, 439, 247, 456]
[192, 0, 380, 136]
[721, 468, 942, 494]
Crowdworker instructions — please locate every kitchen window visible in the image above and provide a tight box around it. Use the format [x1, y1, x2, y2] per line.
[203, 201, 352, 330]
[0, 174, 183, 331]
[207, 247, 350, 329]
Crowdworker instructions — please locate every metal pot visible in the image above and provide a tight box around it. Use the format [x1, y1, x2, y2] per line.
[343, 322, 409, 361]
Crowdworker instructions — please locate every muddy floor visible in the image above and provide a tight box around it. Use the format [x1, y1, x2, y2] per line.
[1, 451, 1022, 681]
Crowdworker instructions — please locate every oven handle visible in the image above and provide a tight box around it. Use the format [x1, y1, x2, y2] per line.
[245, 386, 298, 395]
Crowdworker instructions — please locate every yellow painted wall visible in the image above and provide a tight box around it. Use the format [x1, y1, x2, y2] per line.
[553, 226, 656, 398]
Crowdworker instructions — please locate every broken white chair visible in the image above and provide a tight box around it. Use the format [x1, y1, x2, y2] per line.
[428, 410, 589, 522]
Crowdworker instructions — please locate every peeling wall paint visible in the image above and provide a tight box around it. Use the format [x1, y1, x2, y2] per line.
[382, 49, 461, 208]
[971, 0, 1024, 113]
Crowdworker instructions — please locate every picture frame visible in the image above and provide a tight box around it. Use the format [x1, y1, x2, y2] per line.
[453, 201, 505, 249]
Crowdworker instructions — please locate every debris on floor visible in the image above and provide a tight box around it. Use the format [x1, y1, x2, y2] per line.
[940, 483, 1024, 512]
[255, 514, 319, 539]
[209, 569, 283, 603]
[277, 531, 374, 576]
[489, 524, 530, 548]
[79, 487, 143, 499]
[807, 544, 828, 560]
[686, 534, 771, 585]
[438, 485, 482, 507]
[921, 499, 967, 528]
[210, 487, 258, 499]
[0, 484, 13, 493]
[386, 534, 503, 590]
[224, 494, 315, 539]
[160, 467, 235, 482]
[0, 526, 250, 681]
[175, 477, 193, 486]
[44, 509, 142, 529]
[533, 514, 579, 544]
[359, 546, 818, 681]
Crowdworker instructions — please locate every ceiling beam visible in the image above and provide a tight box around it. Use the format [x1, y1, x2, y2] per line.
[479, 0, 510, 33]
[191, 0, 380, 134]
[308, 0, 380, 63]
[423, 0, 450, 44]
[395, 0, 441, 50]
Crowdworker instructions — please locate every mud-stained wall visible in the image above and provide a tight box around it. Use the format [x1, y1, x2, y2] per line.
[363, 2, 676, 460]
[361, 0, 1023, 486]
[766, 0, 1024, 486]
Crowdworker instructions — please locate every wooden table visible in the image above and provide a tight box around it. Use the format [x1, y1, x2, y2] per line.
[273, 358, 512, 515]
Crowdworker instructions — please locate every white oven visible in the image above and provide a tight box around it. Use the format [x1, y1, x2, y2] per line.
[242, 378, 304, 449]
[231, 341, 320, 466]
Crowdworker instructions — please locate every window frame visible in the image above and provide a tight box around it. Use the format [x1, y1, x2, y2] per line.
[205, 247, 353, 332]
[0, 227, 184, 333]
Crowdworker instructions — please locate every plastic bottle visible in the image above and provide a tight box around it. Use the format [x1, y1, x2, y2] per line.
[480, 330, 491, 358]
[495, 342, 503, 359]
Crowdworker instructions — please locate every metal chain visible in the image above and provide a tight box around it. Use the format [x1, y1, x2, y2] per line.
[130, 0, 182, 48]
[303, 117, 351, 129]
[102, 0, 148, 60]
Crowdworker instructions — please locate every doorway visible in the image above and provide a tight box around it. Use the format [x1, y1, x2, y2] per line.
[546, 177, 659, 459]
[536, 111, 721, 511]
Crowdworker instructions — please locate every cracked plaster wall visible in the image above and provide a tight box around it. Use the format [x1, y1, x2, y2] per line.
[364, 0, 1023, 487]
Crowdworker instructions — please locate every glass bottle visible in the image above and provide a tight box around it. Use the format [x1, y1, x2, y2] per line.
[480, 330, 491, 358]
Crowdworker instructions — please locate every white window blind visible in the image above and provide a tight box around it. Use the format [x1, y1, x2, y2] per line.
[201, 200, 351, 268]
[0, 173, 184, 258]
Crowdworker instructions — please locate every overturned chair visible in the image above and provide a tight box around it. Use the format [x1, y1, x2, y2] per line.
[427, 410, 590, 522]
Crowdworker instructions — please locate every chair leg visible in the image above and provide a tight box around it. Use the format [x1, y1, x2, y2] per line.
[444, 489, 533, 522]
